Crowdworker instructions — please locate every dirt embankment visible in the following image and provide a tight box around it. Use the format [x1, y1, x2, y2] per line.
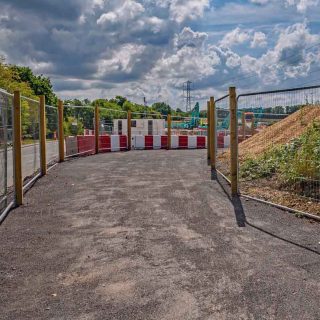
[217, 106, 320, 215]
[238, 106, 320, 160]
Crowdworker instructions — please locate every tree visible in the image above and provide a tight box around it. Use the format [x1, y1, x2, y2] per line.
[11, 65, 57, 106]
[152, 102, 172, 115]
[114, 96, 127, 107]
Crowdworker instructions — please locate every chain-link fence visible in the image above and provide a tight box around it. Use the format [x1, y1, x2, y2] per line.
[0, 89, 13, 213]
[237, 86, 320, 214]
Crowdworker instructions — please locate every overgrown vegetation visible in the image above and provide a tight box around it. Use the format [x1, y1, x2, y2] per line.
[240, 121, 320, 198]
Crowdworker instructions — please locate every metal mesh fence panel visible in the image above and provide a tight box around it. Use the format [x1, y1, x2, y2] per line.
[215, 95, 231, 180]
[21, 96, 41, 184]
[131, 112, 166, 150]
[170, 114, 207, 149]
[99, 108, 128, 152]
[0, 90, 13, 213]
[63, 105, 95, 157]
[45, 105, 59, 164]
[237, 86, 320, 214]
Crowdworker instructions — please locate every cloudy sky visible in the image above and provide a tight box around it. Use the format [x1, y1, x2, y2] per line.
[0, 0, 320, 108]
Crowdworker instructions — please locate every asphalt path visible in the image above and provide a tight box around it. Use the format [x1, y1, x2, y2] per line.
[0, 150, 319, 319]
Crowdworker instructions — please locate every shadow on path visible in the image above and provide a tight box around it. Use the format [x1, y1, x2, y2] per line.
[211, 169, 320, 256]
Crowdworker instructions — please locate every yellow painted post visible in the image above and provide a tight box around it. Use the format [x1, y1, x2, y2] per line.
[242, 112, 246, 140]
[251, 114, 255, 136]
[39, 95, 47, 175]
[167, 114, 171, 150]
[207, 101, 210, 161]
[230, 87, 238, 196]
[13, 91, 23, 205]
[210, 97, 216, 169]
[95, 105, 100, 154]
[127, 111, 131, 151]
[58, 100, 65, 162]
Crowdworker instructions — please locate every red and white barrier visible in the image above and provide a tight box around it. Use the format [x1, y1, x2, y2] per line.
[99, 135, 127, 152]
[65, 135, 127, 156]
[132, 135, 206, 150]
[171, 135, 206, 149]
[132, 135, 168, 150]
[217, 131, 230, 149]
[66, 134, 207, 156]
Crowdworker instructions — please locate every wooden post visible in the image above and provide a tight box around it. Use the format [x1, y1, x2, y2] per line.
[58, 100, 65, 162]
[95, 105, 100, 154]
[207, 101, 210, 160]
[210, 97, 216, 169]
[242, 112, 246, 140]
[230, 87, 238, 196]
[251, 114, 255, 136]
[127, 111, 131, 151]
[167, 114, 171, 150]
[39, 95, 47, 175]
[13, 91, 23, 205]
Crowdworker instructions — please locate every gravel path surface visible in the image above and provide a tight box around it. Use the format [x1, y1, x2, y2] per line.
[0, 150, 319, 320]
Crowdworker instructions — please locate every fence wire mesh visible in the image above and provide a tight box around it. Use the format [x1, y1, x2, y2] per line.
[21, 96, 41, 184]
[215, 95, 231, 179]
[99, 108, 128, 152]
[0, 90, 13, 213]
[237, 86, 320, 214]
[131, 112, 167, 150]
[64, 105, 95, 157]
[45, 105, 59, 164]
[170, 114, 207, 150]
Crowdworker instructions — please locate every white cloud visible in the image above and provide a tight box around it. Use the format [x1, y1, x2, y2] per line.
[147, 28, 220, 86]
[97, 43, 146, 77]
[170, 0, 209, 23]
[250, 32, 268, 48]
[240, 22, 320, 84]
[150, 0, 209, 23]
[146, 16, 164, 33]
[285, 0, 320, 12]
[174, 27, 208, 48]
[97, 0, 145, 26]
[220, 27, 251, 48]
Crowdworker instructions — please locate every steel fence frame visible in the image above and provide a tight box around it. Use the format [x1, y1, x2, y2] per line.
[214, 84, 320, 215]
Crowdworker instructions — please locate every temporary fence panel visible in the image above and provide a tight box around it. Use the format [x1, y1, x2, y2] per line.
[237, 85, 320, 214]
[0, 90, 14, 214]
[170, 115, 207, 150]
[21, 96, 41, 184]
[63, 105, 95, 157]
[99, 108, 128, 152]
[130, 112, 167, 150]
[215, 95, 231, 180]
[45, 105, 59, 164]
